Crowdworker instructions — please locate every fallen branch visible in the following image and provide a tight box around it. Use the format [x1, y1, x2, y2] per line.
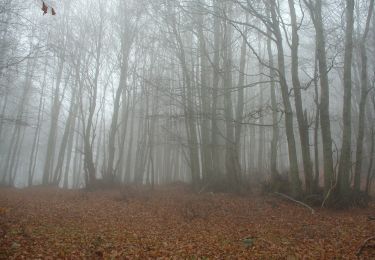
[356, 235, 375, 256]
[321, 181, 337, 208]
[274, 192, 315, 214]
[198, 184, 208, 194]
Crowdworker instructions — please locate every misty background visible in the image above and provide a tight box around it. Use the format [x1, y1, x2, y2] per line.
[0, 0, 374, 204]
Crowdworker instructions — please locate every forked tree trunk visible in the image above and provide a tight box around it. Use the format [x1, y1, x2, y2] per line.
[288, 0, 313, 193]
[270, 0, 301, 197]
[304, 0, 335, 194]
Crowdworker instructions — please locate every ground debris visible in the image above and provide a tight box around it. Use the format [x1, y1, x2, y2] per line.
[0, 186, 374, 258]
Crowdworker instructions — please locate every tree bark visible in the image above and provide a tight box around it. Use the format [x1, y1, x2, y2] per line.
[304, 0, 335, 194]
[266, 16, 279, 181]
[353, 0, 374, 191]
[42, 54, 65, 185]
[270, 0, 301, 197]
[337, 0, 355, 198]
[288, 0, 313, 193]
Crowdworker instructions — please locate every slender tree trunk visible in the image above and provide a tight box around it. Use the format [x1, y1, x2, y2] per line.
[7, 126, 21, 185]
[313, 46, 321, 191]
[197, 1, 213, 183]
[116, 92, 131, 180]
[266, 20, 279, 181]
[42, 56, 65, 185]
[354, 0, 374, 191]
[0, 80, 10, 142]
[211, 0, 222, 182]
[72, 118, 82, 188]
[337, 0, 355, 199]
[169, 3, 200, 188]
[288, 0, 313, 193]
[235, 14, 248, 162]
[11, 126, 26, 185]
[365, 126, 375, 194]
[304, 0, 335, 194]
[2, 57, 34, 184]
[28, 60, 47, 186]
[63, 107, 77, 189]
[82, 16, 103, 187]
[257, 36, 265, 175]
[223, 3, 241, 188]
[124, 97, 136, 183]
[270, 0, 301, 197]
[106, 31, 132, 181]
[53, 86, 77, 184]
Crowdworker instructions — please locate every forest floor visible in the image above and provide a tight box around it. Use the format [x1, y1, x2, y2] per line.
[0, 184, 375, 259]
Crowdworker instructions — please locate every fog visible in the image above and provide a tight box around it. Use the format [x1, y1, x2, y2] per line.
[0, 0, 375, 204]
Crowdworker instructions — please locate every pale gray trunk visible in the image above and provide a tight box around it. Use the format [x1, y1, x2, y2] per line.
[63, 107, 77, 189]
[266, 22, 279, 180]
[28, 60, 47, 186]
[124, 98, 136, 183]
[223, 3, 241, 187]
[197, 1, 213, 182]
[2, 57, 34, 184]
[211, 0, 222, 182]
[106, 31, 132, 181]
[82, 15, 103, 186]
[53, 84, 78, 184]
[42, 56, 65, 185]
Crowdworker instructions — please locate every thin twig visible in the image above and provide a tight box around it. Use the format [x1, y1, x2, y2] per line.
[274, 192, 315, 214]
[321, 180, 337, 208]
[356, 235, 375, 256]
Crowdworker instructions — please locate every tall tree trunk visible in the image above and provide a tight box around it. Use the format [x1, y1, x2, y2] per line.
[210, 0, 222, 183]
[124, 95, 136, 183]
[53, 85, 77, 184]
[63, 106, 77, 189]
[197, 0, 213, 183]
[2, 57, 34, 184]
[82, 15, 103, 187]
[304, 0, 335, 194]
[288, 0, 313, 193]
[353, 0, 374, 191]
[0, 78, 10, 142]
[270, 0, 301, 197]
[313, 45, 321, 191]
[42, 56, 65, 185]
[28, 60, 47, 186]
[235, 14, 248, 162]
[257, 36, 265, 176]
[106, 30, 133, 181]
[223, 2, 241, 188]
[266, 19, 279, 181]
[365, 126, 375, 194]
[169, 2, 200, 188]
[72, 118, 82, 188]
[337, 0, 355, 199]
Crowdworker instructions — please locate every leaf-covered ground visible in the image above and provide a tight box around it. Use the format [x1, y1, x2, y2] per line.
[0, 185, 374, 259]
